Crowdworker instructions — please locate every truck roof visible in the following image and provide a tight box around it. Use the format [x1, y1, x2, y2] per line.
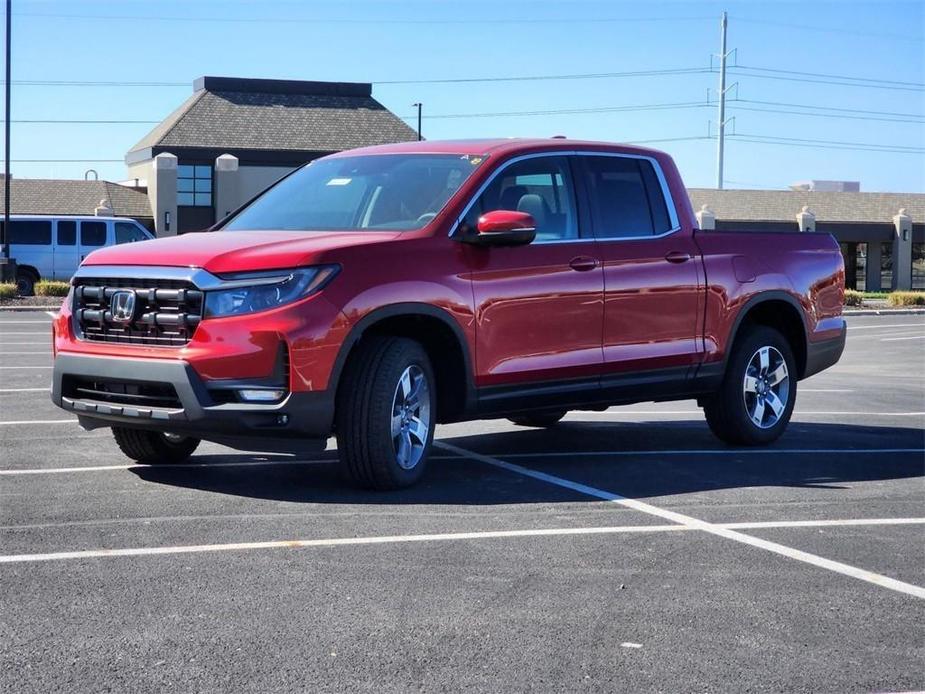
[327, 137, 670, 159]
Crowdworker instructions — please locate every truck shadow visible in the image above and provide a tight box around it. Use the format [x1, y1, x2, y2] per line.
[129, 420, 925, 505]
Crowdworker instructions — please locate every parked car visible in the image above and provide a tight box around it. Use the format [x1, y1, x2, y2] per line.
[51, 139, 846, 489]
[2, 215, 153, 294]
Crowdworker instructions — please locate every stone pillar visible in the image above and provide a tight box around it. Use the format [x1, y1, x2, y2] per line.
[149, 153, 178, 237]
[796, 206, 816, 232]
[695, 204, 715, 230]
[214, 154, 240, 222]
[866, 241, 882, 292]
[94, 198, 114, 217]
[893, 208, 912, 291]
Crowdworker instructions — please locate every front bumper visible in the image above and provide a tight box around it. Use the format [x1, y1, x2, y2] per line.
[52, 353, 333, 453]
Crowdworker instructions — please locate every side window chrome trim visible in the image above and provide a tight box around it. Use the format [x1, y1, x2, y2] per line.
[451, 149, 683, 243]
[450, 152, 585, 243]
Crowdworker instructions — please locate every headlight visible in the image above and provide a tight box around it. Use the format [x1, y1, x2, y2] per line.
[203, 266, 339, 318]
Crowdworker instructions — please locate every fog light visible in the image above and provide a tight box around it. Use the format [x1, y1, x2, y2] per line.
[238, 389, 285, 402]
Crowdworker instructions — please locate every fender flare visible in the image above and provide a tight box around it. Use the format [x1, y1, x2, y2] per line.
[721, 290, 809, 377]
[327, 302, 477, 415]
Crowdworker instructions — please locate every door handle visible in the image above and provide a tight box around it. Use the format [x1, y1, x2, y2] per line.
[569, 256, 598, 272]
[664, 251, 692, 264]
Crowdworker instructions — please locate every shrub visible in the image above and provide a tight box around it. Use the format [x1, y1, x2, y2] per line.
[34, 280, 71, 297]
[0, 282, 16, 299]
[888, 291, 925, 307]
[843, 289, 863, 307]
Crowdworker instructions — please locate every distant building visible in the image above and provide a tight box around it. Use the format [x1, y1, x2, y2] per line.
[689, 188, 925, 291]
[0, 178, 153, 229]
[790, 180, 861, 193]
[125, 76, 418, 234]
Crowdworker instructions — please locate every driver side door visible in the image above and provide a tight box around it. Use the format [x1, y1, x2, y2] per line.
[459, 154, 604, 408]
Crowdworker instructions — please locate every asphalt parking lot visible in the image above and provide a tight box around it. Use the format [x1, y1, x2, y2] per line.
[1, 311, 923, 693]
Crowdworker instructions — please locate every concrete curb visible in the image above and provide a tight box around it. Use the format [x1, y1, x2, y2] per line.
[843, 308, 925, 316]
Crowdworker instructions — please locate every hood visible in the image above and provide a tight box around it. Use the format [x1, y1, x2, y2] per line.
[82, 230, 401, 274]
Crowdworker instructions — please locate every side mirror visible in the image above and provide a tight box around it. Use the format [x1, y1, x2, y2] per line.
[466, 210, 536, 246]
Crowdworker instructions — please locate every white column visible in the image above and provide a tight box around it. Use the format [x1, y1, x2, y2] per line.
[695, 204, 716, 230]
[893, 208, 913, 290]
[796, 206, 816, 232]
[214, 154, 240, 222]
[149, 153, 178, 236]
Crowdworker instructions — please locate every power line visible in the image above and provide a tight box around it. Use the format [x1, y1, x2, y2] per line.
[5, 119, 158, 124]
[734, 98, 924, 119]
[12, 11, 714, 26]
[726, 68, 925, 92]
[732, 16, 923, 43]
[375, 67, 712, 86]
[727, 105, 924, 124]
[729, 133, 925, 154]
[409, 101, 711, 120]
[733, 64, 924, 88]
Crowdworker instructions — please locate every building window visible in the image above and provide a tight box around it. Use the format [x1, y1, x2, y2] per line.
[839, 242, 867, 291]
[178, 164, 212, 207]
[880, 241, 893, 290]
[913, 243, 925, 290]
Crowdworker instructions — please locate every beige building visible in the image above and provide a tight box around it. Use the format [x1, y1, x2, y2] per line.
[125, 76, 418, 235]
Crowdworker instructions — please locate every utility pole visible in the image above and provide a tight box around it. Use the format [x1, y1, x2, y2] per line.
[715, 10, 728, 189]
[412, 102, 422, 141]
[1, 0, 10, 272]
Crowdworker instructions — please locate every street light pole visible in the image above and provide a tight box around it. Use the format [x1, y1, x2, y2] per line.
[2, 0, 10, 263]
[412, 102, 422, 141]
[715, 11, 728, 190]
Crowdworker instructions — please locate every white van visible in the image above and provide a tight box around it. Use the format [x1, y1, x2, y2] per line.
[1, 215, 154, 294]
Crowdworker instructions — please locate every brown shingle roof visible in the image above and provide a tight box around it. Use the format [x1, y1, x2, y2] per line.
[0, 179, 151, 218]
[127, 77, 418, 157]
[688, 188, 925, 224]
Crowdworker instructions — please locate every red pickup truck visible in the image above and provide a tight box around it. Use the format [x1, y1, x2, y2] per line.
[51, 139, 846, 489]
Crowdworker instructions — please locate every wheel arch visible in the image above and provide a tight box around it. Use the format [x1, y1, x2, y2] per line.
[726, 292, 809, 379]
[329, 303, 476, 424]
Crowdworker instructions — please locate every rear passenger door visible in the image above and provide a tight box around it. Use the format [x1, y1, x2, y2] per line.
[53, 220, 80, 280]
[8, 219, 54, 280]
[459, 154, 604, 394]
[578, 153, 702, 377]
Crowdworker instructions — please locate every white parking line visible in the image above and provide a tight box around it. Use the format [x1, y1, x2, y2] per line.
[436, 442, 925, 600]
[435, 448, 925, 460]
[0, 332, 50, 335]
[0, 458, 334, 475]
[0, 387, 50, 393]
[45, 311, 57, 319]
[3, 447, 921, 474]
[2, 517, 923, 564]
[567, 411, 925, 417]
[0, 321, 52, 324]
[847, 323, 925, 330]
[0, 366, 53, 370]
[798, 389, 853, 393]
[881, 335, 925, 342]
[0, 419, 75, 425]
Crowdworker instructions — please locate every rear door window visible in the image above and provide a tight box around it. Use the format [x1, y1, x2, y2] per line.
[581, 156, 673, 239]
[57, 221, 76, 246]
[80, 221, 107, 247]
[115, 222, 149, 244]
[6, 220, 52, 245]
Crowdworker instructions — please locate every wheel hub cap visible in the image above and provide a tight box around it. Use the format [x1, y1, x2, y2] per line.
[390, 365, 431, 470]
[742, 345, 790, 429]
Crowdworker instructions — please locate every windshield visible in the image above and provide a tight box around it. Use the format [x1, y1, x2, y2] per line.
[223, 153, 486, 232]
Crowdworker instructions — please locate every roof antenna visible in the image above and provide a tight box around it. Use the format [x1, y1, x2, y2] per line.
[84, 169, 98, 181]
[551, 135, 567, 139]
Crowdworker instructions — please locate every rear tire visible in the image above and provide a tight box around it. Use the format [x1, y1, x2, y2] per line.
[335, 336, 436, 490]
[703, 326, 797, 445]
[16, 269, 37, 297]
[112, 427, 200, 464]
[509, 410, 568, 428]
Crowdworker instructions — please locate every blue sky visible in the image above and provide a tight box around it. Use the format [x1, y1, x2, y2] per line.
[3, 0, 924, 191]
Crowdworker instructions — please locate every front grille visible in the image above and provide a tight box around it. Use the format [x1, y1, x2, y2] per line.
[73, 277, 203, 346]
[62, 375, 182, 409]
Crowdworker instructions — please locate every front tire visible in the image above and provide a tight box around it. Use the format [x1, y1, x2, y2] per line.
[112, 427, 200, 464]
[703, 326, 797, 445]
[335, 336, 436, 490]
[16, 269, 37, 297]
